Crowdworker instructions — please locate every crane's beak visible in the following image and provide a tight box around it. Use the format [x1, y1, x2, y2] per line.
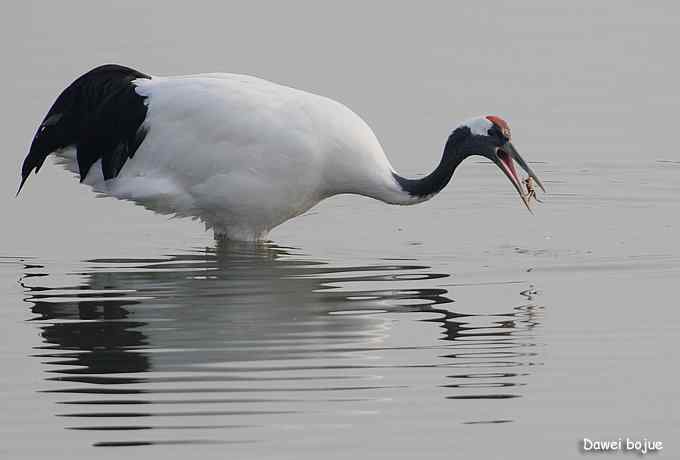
[494, 141, 545, 212]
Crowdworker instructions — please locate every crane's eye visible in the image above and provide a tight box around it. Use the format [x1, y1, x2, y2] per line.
[488, 125, 508, 144]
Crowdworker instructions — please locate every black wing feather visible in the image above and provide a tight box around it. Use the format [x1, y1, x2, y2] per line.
[18, 64, 151, 193]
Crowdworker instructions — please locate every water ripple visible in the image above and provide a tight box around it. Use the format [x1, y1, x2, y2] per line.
[21, 244, 544, 447]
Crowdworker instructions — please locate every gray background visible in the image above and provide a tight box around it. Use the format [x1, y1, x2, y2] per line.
[0, 2, 678, 459]
[2, 1, 676, 254]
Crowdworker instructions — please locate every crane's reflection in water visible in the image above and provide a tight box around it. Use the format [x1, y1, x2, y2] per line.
[23, 243, 544, 447]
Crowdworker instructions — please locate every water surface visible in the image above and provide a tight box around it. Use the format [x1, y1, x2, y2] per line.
[1, 2, 679, 459]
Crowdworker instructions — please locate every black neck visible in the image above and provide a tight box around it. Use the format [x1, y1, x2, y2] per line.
[392, 132, 468, 198]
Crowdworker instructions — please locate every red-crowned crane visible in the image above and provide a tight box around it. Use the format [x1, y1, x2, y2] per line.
[19, 64, 544, 241]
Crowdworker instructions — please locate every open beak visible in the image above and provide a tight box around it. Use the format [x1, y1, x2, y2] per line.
[493, 141, 545, 212]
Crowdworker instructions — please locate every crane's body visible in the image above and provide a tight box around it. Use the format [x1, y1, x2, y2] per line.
[69, 72, 406, 239]
[20, 65, 543, 241]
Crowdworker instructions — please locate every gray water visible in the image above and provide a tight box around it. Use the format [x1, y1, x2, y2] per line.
[1, 2, 679, 459]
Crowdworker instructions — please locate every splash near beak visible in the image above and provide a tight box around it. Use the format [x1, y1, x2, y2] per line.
[494, 142, 545, 212]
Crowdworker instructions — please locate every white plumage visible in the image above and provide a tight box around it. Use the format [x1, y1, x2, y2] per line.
[20, 65, 543, 241]
[65, 73, 405, 240]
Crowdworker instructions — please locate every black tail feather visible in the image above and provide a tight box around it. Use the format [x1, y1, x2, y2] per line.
[18, 64, 151, 193]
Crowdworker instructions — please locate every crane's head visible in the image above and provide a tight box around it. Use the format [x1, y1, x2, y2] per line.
[450, 115, 545, 211]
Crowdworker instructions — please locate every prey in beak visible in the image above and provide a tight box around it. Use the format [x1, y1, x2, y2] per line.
[494, 141, 545, 212]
